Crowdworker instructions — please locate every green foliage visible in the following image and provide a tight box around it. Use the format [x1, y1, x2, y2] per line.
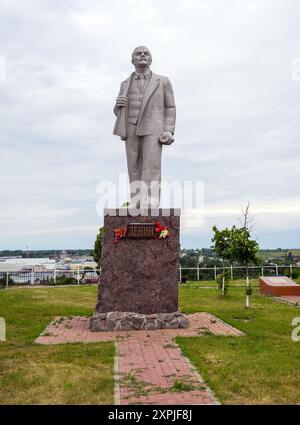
[284, 268, 300, 280]
[211, 226, 235, 263]
[245, 285, 253, 296]
[49, 276, 77, 286]
[92, 227, 104, 273]
[212, 225, 260, 305]
[230, 227, 260, 268]
[171, 379, 196, 392]
[212, 225, 260, 269]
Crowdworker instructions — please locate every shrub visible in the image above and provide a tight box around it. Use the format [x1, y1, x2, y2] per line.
[283, 268, 300, 279]
[49, 276, 77, 286]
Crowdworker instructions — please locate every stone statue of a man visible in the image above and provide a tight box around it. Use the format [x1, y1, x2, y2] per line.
[113, 46, 176, 209]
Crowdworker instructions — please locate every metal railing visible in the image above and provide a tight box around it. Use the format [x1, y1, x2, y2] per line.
[178, 264, 299, 282]
[0, 264, 299, 288]
[0, 269, 99, 288]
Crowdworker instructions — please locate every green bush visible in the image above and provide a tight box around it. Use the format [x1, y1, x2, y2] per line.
[49, 276, 77, 286]
[245, 285, 253, 296]
[0, 275, 14, 288]
[283, 268, 300, 279]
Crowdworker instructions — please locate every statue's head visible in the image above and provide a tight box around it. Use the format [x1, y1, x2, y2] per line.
[131, 46, 152, 67]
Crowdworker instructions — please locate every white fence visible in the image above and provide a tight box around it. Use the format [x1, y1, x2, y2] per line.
[0, 264, 299, 287]
[0, 269, 99, 287]
[179, 264, 300, 282]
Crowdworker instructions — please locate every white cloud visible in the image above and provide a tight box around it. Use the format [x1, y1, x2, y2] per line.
[0, 0, 300, 248]
[0, 56, 6, 82]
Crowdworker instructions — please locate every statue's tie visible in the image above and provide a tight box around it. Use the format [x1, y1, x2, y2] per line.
[137, 75, 146, 92]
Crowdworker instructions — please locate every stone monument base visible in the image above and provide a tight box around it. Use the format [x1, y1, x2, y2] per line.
[90, 311, 189, 332]
[93, 209, 181, 314]
[90, 208, 188, 332]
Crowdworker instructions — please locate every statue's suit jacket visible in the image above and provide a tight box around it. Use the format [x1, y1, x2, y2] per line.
[113, 72, 176, 139]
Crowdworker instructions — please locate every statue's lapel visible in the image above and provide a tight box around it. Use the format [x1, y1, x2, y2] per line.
[123, 73, 133, 95]
[140, 73, 160, 118]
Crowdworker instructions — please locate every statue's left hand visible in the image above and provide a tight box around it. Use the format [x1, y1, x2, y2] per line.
[158, 131, 174, 145]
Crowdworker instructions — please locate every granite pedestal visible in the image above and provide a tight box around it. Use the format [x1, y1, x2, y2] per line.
[90, 208, 189, 331]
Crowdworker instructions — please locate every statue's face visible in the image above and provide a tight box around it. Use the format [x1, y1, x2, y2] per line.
[131, 46, 152, 67]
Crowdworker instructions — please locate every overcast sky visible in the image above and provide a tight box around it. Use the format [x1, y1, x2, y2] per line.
[0, 0, 300, 250]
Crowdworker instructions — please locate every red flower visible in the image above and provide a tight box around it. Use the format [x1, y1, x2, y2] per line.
[114, 227, 127, 242]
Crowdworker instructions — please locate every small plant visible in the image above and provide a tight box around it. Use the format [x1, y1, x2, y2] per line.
[50, 276, 77, 286]
[216, 270, 231, 295]
[211, 226, 234, 295]
[245, 285, 253, 296]
[283, 268, 300, 279]
[171, 379, 196, 392]
[122, 372, 150, 397]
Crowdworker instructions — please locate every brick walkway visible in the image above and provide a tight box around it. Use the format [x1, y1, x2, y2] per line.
[36, 313, 244, 405]
[273, 295, 300, 306]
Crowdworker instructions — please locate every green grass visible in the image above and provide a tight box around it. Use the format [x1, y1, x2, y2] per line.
[180, 277, 300, 287]
[0, 286, 114, 404]
[179, 278, 259, 288]
[178, 286, 300, 404]
[1, 283, 300, 404]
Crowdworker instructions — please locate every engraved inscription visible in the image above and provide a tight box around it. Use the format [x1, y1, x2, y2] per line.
[127, 223, 155, 239]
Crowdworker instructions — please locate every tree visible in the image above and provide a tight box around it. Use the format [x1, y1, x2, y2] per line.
[92, 227, 104, 274]
[211, 226, 234, 295]
[231, 227, 260, 308]
[212, 222, 260, 306]
[238, 202, 256, 232]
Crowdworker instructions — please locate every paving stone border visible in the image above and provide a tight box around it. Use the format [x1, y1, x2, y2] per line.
[90, 311, 189, 331]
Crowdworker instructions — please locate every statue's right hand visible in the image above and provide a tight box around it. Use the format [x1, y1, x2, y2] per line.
[116, 95, 128, 108]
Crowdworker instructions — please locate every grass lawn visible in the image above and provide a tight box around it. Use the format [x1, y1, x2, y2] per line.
[179, 278, 260, 288]
[1, 283, 300, 404]
[178, 286, 300, 404]
[180, 277, 300, 287]
[0, 286, 114, 404]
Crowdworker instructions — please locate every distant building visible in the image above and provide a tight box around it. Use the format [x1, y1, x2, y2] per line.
[69, 259, 97, 270]
[0, 258, 56, 272]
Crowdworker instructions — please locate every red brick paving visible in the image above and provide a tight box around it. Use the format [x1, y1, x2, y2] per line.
[35, 313, 244, 405]
[273, 295, 300, 306]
